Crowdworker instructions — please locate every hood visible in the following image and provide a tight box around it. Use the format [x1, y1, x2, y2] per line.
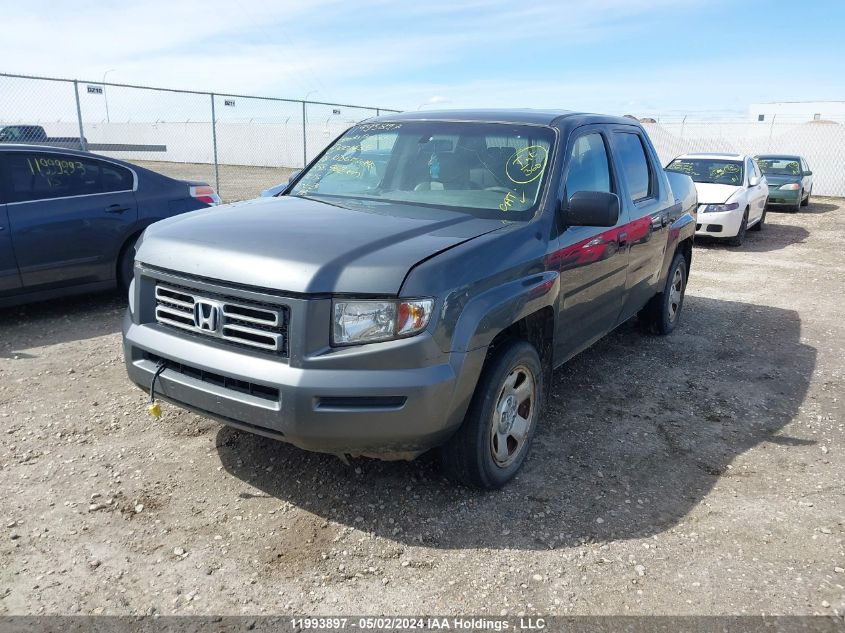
[693, 182, 741, 204]
[761, 174, 797, 186]
[137, 195, 506, 294]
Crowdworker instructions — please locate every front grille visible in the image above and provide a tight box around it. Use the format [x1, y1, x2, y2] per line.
[154, 283, 289, 355]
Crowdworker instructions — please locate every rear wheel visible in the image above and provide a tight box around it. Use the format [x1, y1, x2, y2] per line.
[728, 209, 748, 246]
[639, 251, 687, 335]
[440, 340, 543, 489]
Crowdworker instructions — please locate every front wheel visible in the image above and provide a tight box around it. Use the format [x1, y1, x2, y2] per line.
[801, 188, 811, 207]
[750, 206, 766, 231]
[791, 190, 802, 213]
[728, 209, 748, 246]
[440, 340, 543, 489]
[639, 252, 688, 335]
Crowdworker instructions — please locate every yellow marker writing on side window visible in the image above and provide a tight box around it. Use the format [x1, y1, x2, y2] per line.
[148, 402, 162, 419]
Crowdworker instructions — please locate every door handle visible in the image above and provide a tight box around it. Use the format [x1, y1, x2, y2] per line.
[617, 232, 628, 247]
[105, 204, 130, 214]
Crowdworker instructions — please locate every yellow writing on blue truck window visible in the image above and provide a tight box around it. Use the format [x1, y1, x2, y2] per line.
[506, 145, 548, 184]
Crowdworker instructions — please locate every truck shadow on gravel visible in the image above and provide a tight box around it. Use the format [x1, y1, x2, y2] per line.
[216, 295, 815, 550]
[0, 292, 125, 357]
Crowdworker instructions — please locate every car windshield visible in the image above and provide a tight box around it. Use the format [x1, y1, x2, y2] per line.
[666, 158, 744, 185]
[288, 121, 556, 220]
[756, 157, 801, 176]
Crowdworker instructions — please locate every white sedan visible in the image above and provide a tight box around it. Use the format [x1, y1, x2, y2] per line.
[666, 153, 768, 246]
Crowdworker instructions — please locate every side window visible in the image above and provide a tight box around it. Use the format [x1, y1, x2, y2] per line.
[564, 133, 611, 197]
[4, 153, 132, 203]
[612, 132, 653, 201]
[101, 162, 134, 193]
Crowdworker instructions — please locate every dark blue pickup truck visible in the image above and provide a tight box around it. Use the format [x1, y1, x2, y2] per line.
[123, 110, 697, 488]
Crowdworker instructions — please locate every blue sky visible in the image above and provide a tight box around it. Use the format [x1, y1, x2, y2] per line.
[2, 0, 844, 118]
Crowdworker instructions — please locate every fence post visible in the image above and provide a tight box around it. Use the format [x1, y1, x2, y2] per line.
[72, 80, 87, 151]
[302, 101, 308, 168]
[210, 93, 220, 195]
[768, 114, 777, 151]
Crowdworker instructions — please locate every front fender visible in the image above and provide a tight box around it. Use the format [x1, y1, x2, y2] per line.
[446, 271, 559, 353]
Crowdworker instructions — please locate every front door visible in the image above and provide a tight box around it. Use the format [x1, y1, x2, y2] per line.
[746, 157, 766, 222]
[552, 127, 630, 362]
[2, 151, 138, 290]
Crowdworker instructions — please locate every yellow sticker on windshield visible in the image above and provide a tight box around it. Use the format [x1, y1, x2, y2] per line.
[506, 145, 548, 184]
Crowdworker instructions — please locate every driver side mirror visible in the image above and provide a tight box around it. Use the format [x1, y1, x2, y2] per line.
[804, 170, 813, 176]
[562, 191, 620, 227]
[288, 170, 301, 184]
[748, 176, 760, 187]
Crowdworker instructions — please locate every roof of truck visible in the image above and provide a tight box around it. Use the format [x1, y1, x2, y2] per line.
[370, 109, 638, 127]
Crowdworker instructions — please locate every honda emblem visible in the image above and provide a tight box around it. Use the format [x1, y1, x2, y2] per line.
[193, 301, 220, 331]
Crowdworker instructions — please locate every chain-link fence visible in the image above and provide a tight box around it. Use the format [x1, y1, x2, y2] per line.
[0, 72, 400, 202]
[2, 72, 843, 199]
[642, 119, 845, 197]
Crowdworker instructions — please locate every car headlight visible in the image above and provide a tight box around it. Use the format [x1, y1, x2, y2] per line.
[702, 202, 739, 213]
[779, 183, 801, 190]
[128, 278, 136, 315]
[332, 298, 434, 345]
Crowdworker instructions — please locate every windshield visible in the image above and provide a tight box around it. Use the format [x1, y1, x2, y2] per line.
[288, 121, 556, 220]
[756, 157, 801, 176]
[666, 158, 744, 185]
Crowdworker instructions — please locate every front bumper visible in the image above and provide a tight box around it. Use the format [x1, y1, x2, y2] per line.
[123, 265, 484, 459]
[694, 206, 745, 238]
[766, 188, 800, 205]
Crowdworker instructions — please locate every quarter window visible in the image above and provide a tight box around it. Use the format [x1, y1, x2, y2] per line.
[612, 132, 653, 201]
[4, 152, 133, 203]
[564, 133, 611, 196]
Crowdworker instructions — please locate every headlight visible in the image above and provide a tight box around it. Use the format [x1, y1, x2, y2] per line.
[128, 278, 136, 315]
[702, 202, 739, 213]
[779, 183, 801, 190]
[332, 298, 434, 345]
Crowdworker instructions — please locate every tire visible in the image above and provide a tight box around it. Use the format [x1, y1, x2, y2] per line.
[117, 236, 139, 291]
[801, 188, 810, 207]
[440, 339, 543, 489]
[750, 206, 766, 231]
[791, 190, 802, 213]
[638, 251, 688, 335]
[728, 209, 748, 246]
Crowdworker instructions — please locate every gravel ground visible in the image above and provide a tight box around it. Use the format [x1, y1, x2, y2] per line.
[0, 199, 843, 617]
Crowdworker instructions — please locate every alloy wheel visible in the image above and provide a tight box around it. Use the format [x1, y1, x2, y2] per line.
[490, 364, 536, 468]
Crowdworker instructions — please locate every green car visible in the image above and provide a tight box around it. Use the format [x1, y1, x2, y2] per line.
[755, 154, 813, 212]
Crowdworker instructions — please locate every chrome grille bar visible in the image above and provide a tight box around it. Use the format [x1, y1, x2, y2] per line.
[153, 283, 288, 355]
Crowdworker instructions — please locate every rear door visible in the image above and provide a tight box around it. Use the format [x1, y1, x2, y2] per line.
[608, 127, 667, 321]
[3, 151, 138, 290]
[552, 126, 630, 360]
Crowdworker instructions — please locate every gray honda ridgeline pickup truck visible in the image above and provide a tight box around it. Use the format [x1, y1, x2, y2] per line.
[123, 110, 697, 488]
